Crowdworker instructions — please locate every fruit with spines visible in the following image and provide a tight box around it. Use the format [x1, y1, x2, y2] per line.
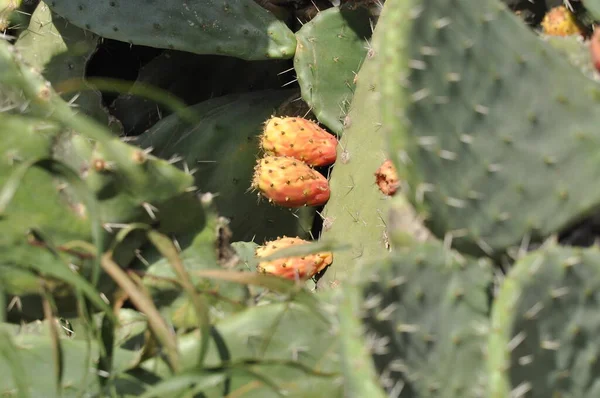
[260, 116, 338, 167]
[591, 28, 600, 73]
[374, 159, 399, 196]
[134, 90, 315, 243]
[255, 236, 333, 280]
[251, 155, 330, 207]
[541, 5, 584, 37]
[0, 0, 20, 31]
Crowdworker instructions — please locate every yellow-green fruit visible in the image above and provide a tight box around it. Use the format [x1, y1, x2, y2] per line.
[541, 6, 583, 37]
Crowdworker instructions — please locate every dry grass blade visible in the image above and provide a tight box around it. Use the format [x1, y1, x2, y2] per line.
[189, 269, 326, 322]
[101, 251, 179, 372]
[147, 230, 211, 368]
[138, 372, 226, 398]
[56, 77, 202, 128]
[42, 290, 64, 397]
[258, 239, 349, 263]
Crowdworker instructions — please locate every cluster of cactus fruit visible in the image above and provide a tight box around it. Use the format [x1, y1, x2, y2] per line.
[7, 0, 600, 396]
[251, 116, 336, 209]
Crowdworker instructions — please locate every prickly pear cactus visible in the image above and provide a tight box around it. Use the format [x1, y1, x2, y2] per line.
[489, 243, 600, 397]
[139, 205, 251, 325]
[0, 38, 208, 318]
[9, 0, 600, 396]
[294, 5, 373, 134]
[0, 329, 140, 396]
[138, 300, 343, 397]
[135, 90, 316, 242]
[45, 0, 297, 60]
[379, 0, 600, 258]
[317, 4, 391, 287]
[0, 114, 96, 300]
[14, 1, 119, 131]
[354, 240, 492, 397]
[543, 34, 600, 81]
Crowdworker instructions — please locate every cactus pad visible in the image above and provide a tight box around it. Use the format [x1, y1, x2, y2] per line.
[135, 90, 316, 242]
[294, 5, 373, 134]
[317, 6, 390, 287]
[379, 0, 600, 257]
[140, 301, 342, 397]
[489, 244, 600, 397]
[46, 0, 296, 60]
[358, 240, 492, 397]
[14, 2, 117, 130]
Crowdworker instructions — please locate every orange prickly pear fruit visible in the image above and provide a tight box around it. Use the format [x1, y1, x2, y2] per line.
[541, 6, 584, 37]
[591, 28, 600, 72]
[260, 116, 337, 167]
[255, 236, 333, 280]
[375, 159, 400, 196]
[251, 155, 330, 207]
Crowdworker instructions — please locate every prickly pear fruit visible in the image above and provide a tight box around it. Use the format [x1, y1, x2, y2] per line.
[591, 28, 600, 72]
[260, 116, 337, 167]
[541, 6, 583, 37]
[375, 159, 399, 196]
[251, 155, 330, 207]
[255, 236, 333, 279]
[0, 0, 19, 31]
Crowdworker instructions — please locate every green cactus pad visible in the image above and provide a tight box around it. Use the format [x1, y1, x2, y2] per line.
[135, 90, 315, 243]
[294, 6, 373, 134]
[358, 241, 492, 397]
[489, 244, 600, 397]
[46, 0, 296, 60]
[379, 0, 600, 257]
[0, 115, 91, 277]
[140, 301, 341, 397]
[14, 1, 118, 131]
[0, 117, 137, 314]
[336, 269, 388, 398]
[543, 34, 600, 82]
[54, 133, 205, 239]
[317, 7, 390, 287]
[0, 328, 139, 396]
[0, 38, 207, 309]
